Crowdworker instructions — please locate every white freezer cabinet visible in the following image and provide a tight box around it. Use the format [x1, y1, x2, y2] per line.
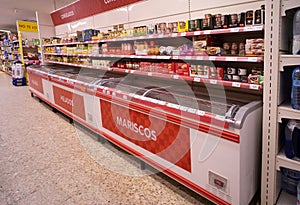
[27, 65, 262, 205]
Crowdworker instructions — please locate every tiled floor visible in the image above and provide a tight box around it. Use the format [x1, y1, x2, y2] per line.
[0, 72, 214, 205]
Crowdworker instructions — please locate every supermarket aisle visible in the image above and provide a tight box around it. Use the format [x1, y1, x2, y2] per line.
[0, 72, 212, 205]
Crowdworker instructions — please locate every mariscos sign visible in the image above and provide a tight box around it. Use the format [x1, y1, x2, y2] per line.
[51, 0, 142, 26]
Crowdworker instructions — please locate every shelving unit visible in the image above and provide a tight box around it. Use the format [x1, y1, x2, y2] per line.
[276, 149, 300, 172]
[279, 55, 300, 71]
[261, 0, 300, 204]
[42, 24, 264, 97]
[278, 101, 300, 122]
[276, 191, 296, 205]
[0, 33, 20, 76]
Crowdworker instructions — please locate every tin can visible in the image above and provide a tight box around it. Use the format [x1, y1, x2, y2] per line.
[238, 68, 247, 75]
[255, 9, 262, 24]
[241, 75, 248, 83]
[231, 43, 238, 51]
[214, 14, 222, 29]
[227, 67, 237, 75]
[246, 10, 254, 25]
[232, 75, 241, 81]
[224, 74, 232, 81]
[238, 12, 246, 27]
[217, 67, 224, 80]
[223, 43, 231, 51]
[229, 14, 238, 27]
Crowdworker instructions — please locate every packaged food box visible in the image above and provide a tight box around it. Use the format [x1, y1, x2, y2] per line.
[177, 21, 189, 32]
[245, 38, 264, 56]
[190, 65, 209, 78]
[188, 19, 201, 31]
[175, 63, 190, 76]
[200, 14, 214, 30]
[168, 22, 178, 33]
[207, 47, 222, 56]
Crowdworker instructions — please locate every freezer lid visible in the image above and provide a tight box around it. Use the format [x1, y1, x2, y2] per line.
[232, 101, 262, 129]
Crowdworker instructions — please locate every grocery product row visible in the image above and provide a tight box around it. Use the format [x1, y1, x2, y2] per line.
[44, 56, 263, 87]
[44, 37, 264, 58]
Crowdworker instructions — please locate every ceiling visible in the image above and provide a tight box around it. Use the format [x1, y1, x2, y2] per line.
[0, 0, 76, 33]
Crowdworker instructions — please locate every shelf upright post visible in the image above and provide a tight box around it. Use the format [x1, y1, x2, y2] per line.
[18, 31, 24, 65]
[261, 0, 281, 204]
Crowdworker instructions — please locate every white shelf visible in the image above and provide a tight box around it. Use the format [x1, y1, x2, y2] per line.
[279, 55, 300, 71]
[177, 55, 263, 62]
[278, 101, 300, 122]
[276, 191, 297, 205]
[276, 148, 300, 172]
[44, 53, 263, 63]
[281, 0, 300, 16]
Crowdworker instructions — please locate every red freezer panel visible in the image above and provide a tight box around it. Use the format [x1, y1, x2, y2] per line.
[28, 73, 44, 94]
[100, 99, 191, 172]
[53, 85, 86, 121]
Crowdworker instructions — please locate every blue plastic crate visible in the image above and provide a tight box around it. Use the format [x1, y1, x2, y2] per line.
[12, 77, 27, 86]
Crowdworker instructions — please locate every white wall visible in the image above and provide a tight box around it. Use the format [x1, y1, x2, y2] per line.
[19, 31, 39, 42]
[36, 12, 55, 39]
[54, 0, 265, 37]
[190, 0, 264, 19]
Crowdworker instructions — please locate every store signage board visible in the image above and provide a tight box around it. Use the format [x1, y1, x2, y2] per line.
[100, 99, 192, 172]
[51, 0, 142, 26]
[17, 20, 38, 33]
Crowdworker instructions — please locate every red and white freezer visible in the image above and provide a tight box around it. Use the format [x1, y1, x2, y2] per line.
[27, 65, 262, 205]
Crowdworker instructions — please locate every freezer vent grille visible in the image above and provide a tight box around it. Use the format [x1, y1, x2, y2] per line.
[87, 113, 93, 123]
[205, 184, 232, 204]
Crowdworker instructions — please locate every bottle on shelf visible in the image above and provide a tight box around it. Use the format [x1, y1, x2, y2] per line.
[298, 181, 300, 205]
[25, 38, 29, 47]
[285, 119, 300, 159]
[291, 66, 300, 110]
[293, 9, 300, 55]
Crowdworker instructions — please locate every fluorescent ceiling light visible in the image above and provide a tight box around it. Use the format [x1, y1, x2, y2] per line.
[0, 30, 11, 33]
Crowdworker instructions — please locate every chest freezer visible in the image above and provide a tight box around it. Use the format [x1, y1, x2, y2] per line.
[27, 65, 262, 205]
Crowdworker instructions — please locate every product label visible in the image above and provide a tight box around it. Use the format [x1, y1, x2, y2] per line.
[53, 86, 86, 120]
[294, 80, 300, 87]
[100, 99, 191, 172]
[60, 10, 75, 20]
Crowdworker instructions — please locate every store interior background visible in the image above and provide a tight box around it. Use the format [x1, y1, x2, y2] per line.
[0, 0, 74, 33]
[0, 0, 299, 205]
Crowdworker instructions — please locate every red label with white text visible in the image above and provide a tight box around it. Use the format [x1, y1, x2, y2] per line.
[100, 99, 191, 172]
[51, 0, 142, 26]
[53, 86, 86, 120]
[28, 73, 44, 94]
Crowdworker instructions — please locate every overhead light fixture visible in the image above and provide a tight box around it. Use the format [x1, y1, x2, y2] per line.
[0, 30, 11, 33]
